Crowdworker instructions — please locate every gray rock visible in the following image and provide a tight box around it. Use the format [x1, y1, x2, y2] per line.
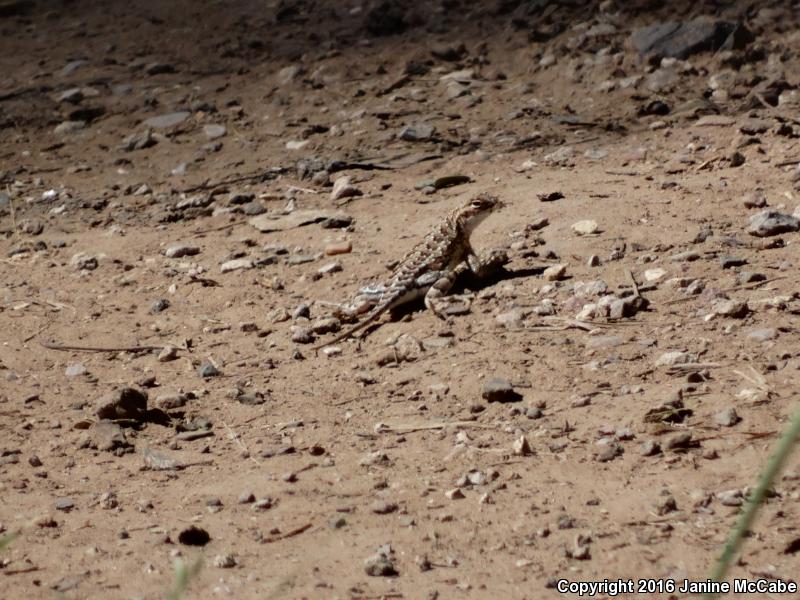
[495, 309, 526, 330]
[609, 296, 648, 319]
[65, 363, 87, 377]
[717, 489, 744, 506]
[55, 498, 75, 511]
[164, 244, 200, 258]
[291, 327, 314, 344]
[143, 111, 190, 129]
[364, 552, 398, 577]
[399, 123, 434, 142]
[737, 271, 766, 284]
[238, 491, 255, 504]
[595, 442, 622, 462]
[482, 378, 523, 403]
[712, 298, 748, 318]
[585, 335, 623, 349]
[277, 65, 302, 84]
[249, 209, 352, 233]
[311, 317, 341, 334]
[203, 124, 226, 139]
[54, 120, 86, 134]
[93, 420, 131, 452]
[213, 554, 237, 568]
[656, 350, 698, 366]
[241, 201, 266, 216]
[147, 298, 169, 314]
[714, 407, 741, 427]
[60, 60, 88, 77]
[640, 440, 661, 456]
[670, 250, 701, 262]
[111, 83, 133, 95]
[746, 328, 777, 342]
[631, 19, 751, 59]
[746, 210, 800, 237]
[95, 388, 148, 421]
[654, 494, 677, 515]
[120, 129, 157, 151]
[154, 393, 188, 410]
[57, 88, 83, 104]
[252, 497, 274, 511]
[330, 176, 362, 200]
[664, 431, 694, 451]
[176, 194, 213, 209]
[198, 362, 221, 378]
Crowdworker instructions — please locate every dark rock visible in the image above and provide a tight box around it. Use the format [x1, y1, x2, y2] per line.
[431, 43, 466, 62]
[609, 295, 648, 320]
[746, 210, 800, 237]
[631, 19, 752, 60]
[638, 100, 670, 116]
[365, 1, 407, 36]
[145, 62, 176, 75]
[720, 255, 747, 269]
[0, 0, 34, 17]
[537, 191, 564, 202]
[177, 525, 210, 546]
[482, 378, 523, 403]
[95, 388, 148, 421]
[320, 214, 354, 228]
[149, 298, 170, 314]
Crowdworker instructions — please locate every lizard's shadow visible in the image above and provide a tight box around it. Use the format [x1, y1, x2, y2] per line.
[453, 264, 547, 293]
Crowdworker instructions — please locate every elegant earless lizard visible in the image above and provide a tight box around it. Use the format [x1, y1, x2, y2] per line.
[314, 193, 506, 349]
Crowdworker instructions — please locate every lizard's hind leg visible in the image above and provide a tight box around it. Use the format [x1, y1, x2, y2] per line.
[423, 271, 458, 319]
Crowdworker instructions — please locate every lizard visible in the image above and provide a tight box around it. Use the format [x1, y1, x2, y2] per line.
[313, 193, 507, 350]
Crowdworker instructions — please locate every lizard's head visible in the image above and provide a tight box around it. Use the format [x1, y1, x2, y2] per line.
[458, 193, 504, 235]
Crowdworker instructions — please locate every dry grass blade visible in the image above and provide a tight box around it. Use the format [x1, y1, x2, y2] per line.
[703, 404, 800, 599]
[166, 556, 203, 600]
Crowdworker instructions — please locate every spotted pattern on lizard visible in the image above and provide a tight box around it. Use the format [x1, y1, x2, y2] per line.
[314, 193, 506, 349]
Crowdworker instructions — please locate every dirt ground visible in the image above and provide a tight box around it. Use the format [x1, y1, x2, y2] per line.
[2, 0, 800, 598]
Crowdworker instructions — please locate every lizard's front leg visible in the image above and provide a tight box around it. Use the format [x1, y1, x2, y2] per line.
[466, 248, 509, 279]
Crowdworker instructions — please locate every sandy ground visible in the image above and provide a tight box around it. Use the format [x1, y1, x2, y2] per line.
[2, 1, 800, 598]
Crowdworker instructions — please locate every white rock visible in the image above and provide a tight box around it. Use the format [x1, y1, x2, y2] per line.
[285, 140, 309, 150]
[655, 351, 698, 366]
[644, 268, 667, 282]
[220, 259, 253, 273]
[330, 176, 362, 200]
[543, 263, 567, 281]
[571, 220, 599, 235]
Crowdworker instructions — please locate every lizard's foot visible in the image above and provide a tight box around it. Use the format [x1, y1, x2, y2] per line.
[426, 293, 472, 318]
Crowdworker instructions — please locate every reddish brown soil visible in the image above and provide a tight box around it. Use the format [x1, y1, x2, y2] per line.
[2, 1, 800, 599]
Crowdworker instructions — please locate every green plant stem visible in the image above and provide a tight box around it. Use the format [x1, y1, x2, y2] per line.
[703, 405, 800, 600]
